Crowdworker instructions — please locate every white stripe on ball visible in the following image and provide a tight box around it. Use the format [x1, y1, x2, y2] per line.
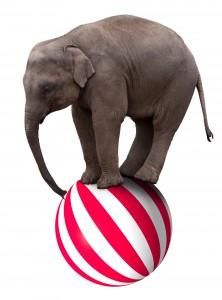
[58, 199, 125, 286]
[70, 184, 144, 281]
[124, 178, 167, 264]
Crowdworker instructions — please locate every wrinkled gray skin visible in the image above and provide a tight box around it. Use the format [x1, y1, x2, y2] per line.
[23, 15, 213, 197]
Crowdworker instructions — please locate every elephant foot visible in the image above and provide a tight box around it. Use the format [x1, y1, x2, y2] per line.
[134, 165, 159, 184]
[97, 172, 124, 189]
[81, 167, 101, 184]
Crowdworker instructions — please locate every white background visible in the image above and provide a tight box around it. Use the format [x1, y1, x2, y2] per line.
[0, 0, 221, 299]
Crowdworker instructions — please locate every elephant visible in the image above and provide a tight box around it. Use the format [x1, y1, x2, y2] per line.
[23, 15, 213, 197]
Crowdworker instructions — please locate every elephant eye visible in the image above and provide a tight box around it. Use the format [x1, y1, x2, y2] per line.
[40, 83, 55, 94]
[43, 85, 50, 91]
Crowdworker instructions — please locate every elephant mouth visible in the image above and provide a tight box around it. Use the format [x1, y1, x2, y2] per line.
[39, 112, 49, 124]
[39, 116, 45, 124]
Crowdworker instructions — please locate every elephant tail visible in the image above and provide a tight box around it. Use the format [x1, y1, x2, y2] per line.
[196, 74, 214, 142]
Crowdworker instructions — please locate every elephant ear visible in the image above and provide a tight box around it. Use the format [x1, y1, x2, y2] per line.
[65, 45, 95, 88]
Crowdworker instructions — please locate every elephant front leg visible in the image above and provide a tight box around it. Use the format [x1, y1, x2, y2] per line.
[72, 104, 101, 184]
[92, 112, 123, 189]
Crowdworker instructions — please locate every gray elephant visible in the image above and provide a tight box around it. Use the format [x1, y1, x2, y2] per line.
[23, 15, 213, 197]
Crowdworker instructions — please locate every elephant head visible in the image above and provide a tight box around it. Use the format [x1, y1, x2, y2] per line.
[23, 41, 95, 197]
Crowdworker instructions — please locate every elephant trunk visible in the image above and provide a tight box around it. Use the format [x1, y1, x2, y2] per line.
[25, 111, 66, 197]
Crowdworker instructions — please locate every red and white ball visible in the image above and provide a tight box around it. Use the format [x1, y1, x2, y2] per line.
[55, 177, 172, 286]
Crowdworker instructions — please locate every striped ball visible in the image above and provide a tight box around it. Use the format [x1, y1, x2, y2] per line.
[55, 177, 172, 286]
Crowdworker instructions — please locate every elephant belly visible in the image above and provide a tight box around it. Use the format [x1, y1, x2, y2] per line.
[126, 77, 168, 120]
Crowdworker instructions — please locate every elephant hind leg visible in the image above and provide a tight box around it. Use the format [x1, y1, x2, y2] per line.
[120, 117, 153, 177]
[135, 69, 197, 183]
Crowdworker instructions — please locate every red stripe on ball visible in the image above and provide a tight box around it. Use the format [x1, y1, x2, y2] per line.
[108, 185, 161, 269]
[134, 180, 172, 260]
[55, 199, 117, 286]
[64, 186, 137, 283]
[77, 181, 148, 277]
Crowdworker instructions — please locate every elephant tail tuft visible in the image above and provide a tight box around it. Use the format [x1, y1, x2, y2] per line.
[196, 74, 214, 142]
